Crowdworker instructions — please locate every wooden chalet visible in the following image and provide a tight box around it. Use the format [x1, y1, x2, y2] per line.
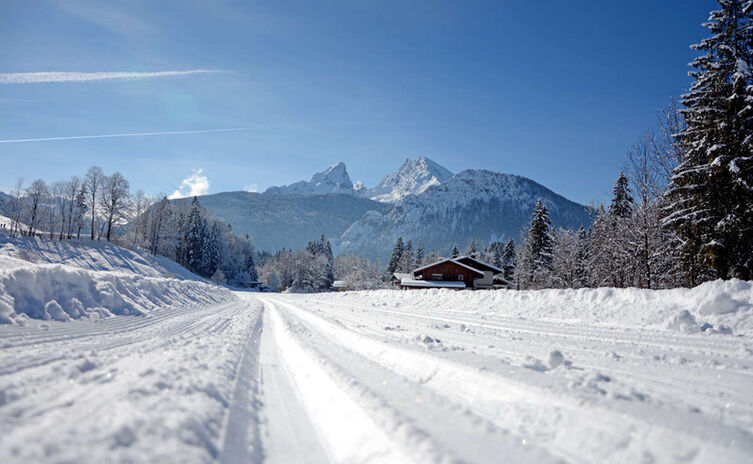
[399, 255, 504, 290]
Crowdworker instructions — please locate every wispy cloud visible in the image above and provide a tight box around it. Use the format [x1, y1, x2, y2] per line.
[169, 169, 210, 199]
[56, 0, 153, 37]
[0, 70, 226, 85]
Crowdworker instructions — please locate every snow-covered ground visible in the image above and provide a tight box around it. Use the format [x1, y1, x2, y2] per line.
[0, 235, 232, 324]
[1, 237, 752, 463]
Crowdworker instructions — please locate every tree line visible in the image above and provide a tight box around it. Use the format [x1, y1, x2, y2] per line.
[2, 168, 259, 287]
[386, 1, 752, 290]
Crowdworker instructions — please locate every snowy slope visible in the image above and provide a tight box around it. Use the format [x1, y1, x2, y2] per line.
[369, 156, 454, 202]
[170, 191, 390, 252]
[339, 169, 591, 260]
[264, 162, 356, 195]
[0, 236, 233, 324]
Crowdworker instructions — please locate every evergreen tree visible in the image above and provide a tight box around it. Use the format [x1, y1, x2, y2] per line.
[245, 251, 258, 282]
[387, 237, 404, 275]
[573, 226, 590, 288]
[305, 235, 334, 290]
[468, 240, 477, 257]
[415, 240, 424, 266]
[321, 235, 335, 289]
[609, 172, 634, 219]
[501, 238, 516, 282]
[484, 241, 504, 268]
[607, 173, 635, 287]
[73, 185, 88, 239]
[525, 199, 553, 288]
[200, 222, 221, 278]
[398, 240, 414, 272]
[183, 197, 208, 275]
[451, 244, 459, 258]
[665, 0, 753, 280]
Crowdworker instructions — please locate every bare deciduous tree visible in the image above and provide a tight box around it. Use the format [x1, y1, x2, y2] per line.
[85, 166, 104, 240]
[100, 172, 131, 242]
[25, 179, 49, 237]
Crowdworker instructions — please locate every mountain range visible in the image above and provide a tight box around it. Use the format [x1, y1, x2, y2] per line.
[0, 157, 591, 261]
[180, 157, 592, 261]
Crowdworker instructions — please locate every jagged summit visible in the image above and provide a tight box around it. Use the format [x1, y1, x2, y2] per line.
[369, 156, 454, 202]
[263, 156, 454, 201]
[264, 161, 355, 195]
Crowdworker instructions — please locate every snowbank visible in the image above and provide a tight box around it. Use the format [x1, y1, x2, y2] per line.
[320, 280, 753, 335]
[0, 237, 234, 324]
[0, 234, 199, 279]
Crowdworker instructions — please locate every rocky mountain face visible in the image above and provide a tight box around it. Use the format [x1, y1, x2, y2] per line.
[264, 162, 355, 195]
[368, 156, 454, 203]
[337, 169, 591, 261]
[168, 158, 590, 260]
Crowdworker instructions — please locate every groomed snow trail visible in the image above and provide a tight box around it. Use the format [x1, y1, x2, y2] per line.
[2, 289, 752, 463]
[260, 292, 753, 464]
[0, 294, 265, 464]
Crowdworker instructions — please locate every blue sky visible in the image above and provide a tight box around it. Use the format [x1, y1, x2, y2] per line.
[0, 0, 715, 204]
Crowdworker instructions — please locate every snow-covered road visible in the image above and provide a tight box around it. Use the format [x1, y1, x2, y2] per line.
[2, 289, 752, 463]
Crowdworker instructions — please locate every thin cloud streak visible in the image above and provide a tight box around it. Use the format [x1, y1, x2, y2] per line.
[0, 127, 265, 144]
[0, 122, 370, 144]
[0, 70, 226, 84]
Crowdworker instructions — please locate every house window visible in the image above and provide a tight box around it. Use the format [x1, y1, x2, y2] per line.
[431, 273, 443, 280]
[458, 274, 464, 281]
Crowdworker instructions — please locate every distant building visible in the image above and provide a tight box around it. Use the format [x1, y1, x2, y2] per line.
[390, 272, 413, 288]
[332, 280, 349, 291]
[399, 255, 504, 290]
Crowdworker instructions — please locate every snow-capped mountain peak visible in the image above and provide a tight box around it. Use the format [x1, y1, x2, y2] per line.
[264, 161, 355, 195]
[369, 156, 454, 202]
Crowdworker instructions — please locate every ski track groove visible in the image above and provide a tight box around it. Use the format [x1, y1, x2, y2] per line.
[3, 290, 753, 463]
[264, 295, 753, 464]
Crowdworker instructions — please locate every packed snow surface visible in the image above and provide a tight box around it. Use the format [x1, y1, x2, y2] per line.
[1, 275, 752, 462]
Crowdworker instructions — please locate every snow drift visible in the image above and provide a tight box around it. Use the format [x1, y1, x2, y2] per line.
[320, 279, 753, 335]
[0, 236, 233, 324]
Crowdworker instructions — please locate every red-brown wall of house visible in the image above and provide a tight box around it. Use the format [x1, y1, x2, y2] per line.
[415, 262, 480, 287]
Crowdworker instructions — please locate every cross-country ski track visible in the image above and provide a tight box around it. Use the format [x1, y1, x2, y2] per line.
[2, 289, 752, 463]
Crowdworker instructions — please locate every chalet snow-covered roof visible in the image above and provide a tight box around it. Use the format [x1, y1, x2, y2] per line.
[391, 272, 413, 281]
[412, 258, 484, 276]
[400, 278, 466, 289]
[454, 255, 504, 274]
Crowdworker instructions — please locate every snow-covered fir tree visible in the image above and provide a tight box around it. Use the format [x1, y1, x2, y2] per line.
[501, 238, 516, 283]
[305, 235, 335, 290]
[398, 240, 414, 273]
[665, 0, 753, 280]
[415, 240, 424, 267]
[468, 240, 477, 257]
[609, 172, 634, 219]
[387, 237, 404, 275]
[573, 226, 590, 288]
[518, 199, 554, 289]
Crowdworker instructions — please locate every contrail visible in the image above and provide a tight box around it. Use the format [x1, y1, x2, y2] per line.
[0, 70, 226, 84]
[0, 127, 264, 144]
[0, 123, 365, 144]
